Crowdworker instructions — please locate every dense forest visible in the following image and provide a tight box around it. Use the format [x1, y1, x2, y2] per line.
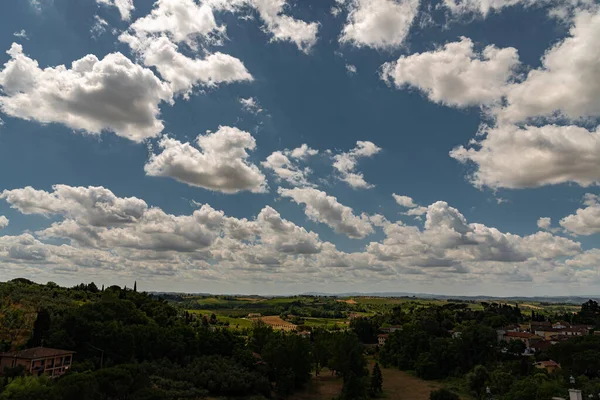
[0, 279, 375, 400]
[2, 279, 600, 400]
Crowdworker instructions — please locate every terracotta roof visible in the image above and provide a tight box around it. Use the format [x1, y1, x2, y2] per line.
[506, 331, 534, 338]
[536, 360, 561, 368]
[378, 334, 389, 338]
[0, 347, 75, 360]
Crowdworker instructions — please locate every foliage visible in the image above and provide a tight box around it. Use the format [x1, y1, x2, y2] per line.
[429, 388, 460, 400]
[369, 363, 383, 395]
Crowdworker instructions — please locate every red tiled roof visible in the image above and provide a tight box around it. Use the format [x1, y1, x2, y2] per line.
[536, 360, 561, 368]
[0, 347, 74, 360]
[378, 334, 389, 338]
[506, 331, 534, 338]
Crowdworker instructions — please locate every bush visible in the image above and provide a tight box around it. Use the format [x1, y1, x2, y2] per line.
[430, 388, 460, 400]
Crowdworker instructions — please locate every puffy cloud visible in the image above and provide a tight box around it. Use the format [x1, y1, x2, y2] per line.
[122, 35, 252, 95]
[560, 194, 600, 236]
[340, 0, 420, 50]
[290, 144, 318, 159]
[262, 151, 313, 187]
[498, 9, 600, 123]
[262, 144, 318, 187]
[0, 216, 8, 229]
[247, 0, 319, 52]
[240, 97, 263, 114]
[145, 126, 267, 193]
[442, 0, 542, 16]
[96, 0, 134, 20]
[367, 201, 581, 266]
[278, 187, 374, 239]
[537, 217, 554, 231]
[126, 0, 223, 44]
[1, 185, 148, 226]
[0, 184, 592, 289]
[450, 124, 600, 189]
[0, 43, 172, 142]
[381, 37, 520, 108]
[393, 194, 427, 217]
[333, 141, 381, 189]
[346, 64, 357, 75]
[393, 194, 417, 208]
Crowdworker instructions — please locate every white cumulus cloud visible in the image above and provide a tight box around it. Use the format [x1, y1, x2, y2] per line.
[145, 126, 267, 194]
[381, 37, 520, 108]
[96, 0, 135, 20]
[0, 43, 172, 142]
[450, 124, 600, 189]
[497, 9, 600, 123]
[333, 141, 381, 189]
[560, 194, 600, 236]
[279, 187, 375, 239]
[0, 216, 8, 230]
[340, 0, 420, 50]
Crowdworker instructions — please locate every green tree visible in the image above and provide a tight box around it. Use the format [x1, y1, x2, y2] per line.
[466, 365, 489, 399]
[429, 388, 460, 400]
[370, 363, 383, 395]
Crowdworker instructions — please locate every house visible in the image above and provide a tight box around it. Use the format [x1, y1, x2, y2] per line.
[247, 313, 262, 318]
[552, 321, 568, 329]
[378, 334, 389, 346]
[534, 360, 561, 373]
[380, 325, 402, 334]
[504, 331, 543, 348]
[0, 347, 74, 378]
[530, 340, 553, 353]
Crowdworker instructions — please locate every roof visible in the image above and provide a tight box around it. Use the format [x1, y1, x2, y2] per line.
[506, 331, 534, 338]
[378, 334, 389, 338]
[535, 360, 561, 368]
[0, 347, 75, 360]
[531, 341, 553, 351]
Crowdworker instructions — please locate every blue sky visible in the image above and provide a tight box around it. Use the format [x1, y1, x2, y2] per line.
[0, 0, 599, 295]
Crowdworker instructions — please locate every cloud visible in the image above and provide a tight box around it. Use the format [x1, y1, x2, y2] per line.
[278, 187, 374, 239]
[13, 30, 28, 40]
[340, 0, 420, 49]
[0, 184, 591, 288]
[96, 0, 135, 20]
[1, 185, 148, 226]
[333, 141, 381, 189]
[262, 151, 313, 187]
[145, 126, 267, 194]
[240, 97, 263, 114]
[393, 194, 418, 208]
[346, 64, 357, 75]
[0, 216, 8, 230]
[262, 144, 319, 187]
[367, 201, 580, 266]
[393, 194, 427, 217]
[120, 35, 252, 97]
[560, 194, 600, 236]
[381, 37, 520, 108]
[0, 43, 172, 142]
[90, 16, 110, 39]
[497, 9, 600, 123]
[248, 0, 319, 52]
[450, 124, 600, 189]
[537, 217, 552, 230]
[442, 0, 542, 16]
[290, 144, 318, 159]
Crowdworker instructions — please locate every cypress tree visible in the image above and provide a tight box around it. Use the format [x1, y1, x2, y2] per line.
[370, 363, 383, 395]
[133, 281, 137, 292]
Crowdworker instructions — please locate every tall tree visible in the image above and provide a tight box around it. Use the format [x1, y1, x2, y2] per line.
[370, 363, 383, 395]
[133, 281, 137, 293]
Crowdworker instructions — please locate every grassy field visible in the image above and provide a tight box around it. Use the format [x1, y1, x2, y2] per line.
[289, 362, 470, 400]
[186, 309, 253, 328]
